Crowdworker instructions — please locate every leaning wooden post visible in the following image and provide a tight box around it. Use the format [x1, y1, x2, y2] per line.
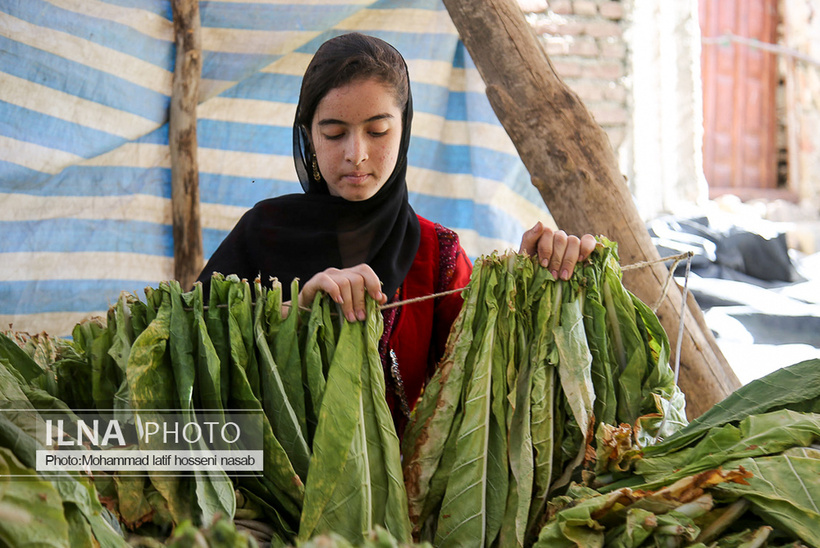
[170, 0, 204, 289]
[443, 0, 740, 418]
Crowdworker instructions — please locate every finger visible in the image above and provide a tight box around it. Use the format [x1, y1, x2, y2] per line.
[309, 268, 353, 320]
[305, 271, 344, 305]
[535, 226, 556, 268]
[544, 230, 567, 278]
[335, 275, 358, 322]
[281, 300, 292, 319]
[519, 221, 545, 257]
[343, 271, 368, 321]
[558, 235, 581, 280]
[579, 234, 598, 262]
[351, 264, 385, 304]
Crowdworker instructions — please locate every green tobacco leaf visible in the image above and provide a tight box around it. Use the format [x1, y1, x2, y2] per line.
[301, 296, 410, 544]
[129, 294, 150, 338]
[79, 318, 120, 411]
[634, 390, 689, 450]
[273, 279, 308, 440]
[264, 278, 285, 342]
[401, 264, 481, 528]
[644, 358, 820, 458]
[124, 289, 175, 410]
[499, 310, 534, 548]
[710, 526, 773, 547]
[63, 502, 96, 548]
[532, 488, 630, 548]
[190, 283, 223, 413]
[632, 294, 672, 398]
[319, 296, 338, 377]
[417, 409, 463, 542]
[169, 282, 236, 526]
[636, 410, 820, 487]
[206, 274, 232, 409]
[115, 473, 153, 528]
[52, 352, 94, 410]
[0, 413, 39, 473]
[0, 332, 43, 384]
[253, 280, 310, 481]
[109, 293, 143, 420]
[237, 375, 304, 529]
[303, 295, 328, 444]
[581, 247, 618, 428]
[602, 264, 647, 427]
[237, 479, 298, 540]
[0, 447, 69, 548]
[226, 277, 300, 523]
[30, 465, 129, 548]
[713, 453, 820, 546]
[314, 406, 369, 544]
[649, 511, 699, 545]
[528, 357, 556, 537]
[631, 292, 688, 445]
[603, 507, 657, 548]
[108, 293, 134, 379]
[435, 268, 502, 547]
[126, 287, 192, 525]
[20, 333, 60, 398]
[486, 263, 510, 546]
[299, 314, 364, 542]
[221, 283, 304, 527]
[360, 297, 411, 542]
[191, 285, 239, 534]
[227, 276, 260, 400]
[584, 296, 617, 428]
[528, 278, 557, 534]
[552, 294, 594, 492]
[168, 282, 197, 410]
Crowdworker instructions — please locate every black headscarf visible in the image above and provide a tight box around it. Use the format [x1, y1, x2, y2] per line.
[196, 34, 421, 301]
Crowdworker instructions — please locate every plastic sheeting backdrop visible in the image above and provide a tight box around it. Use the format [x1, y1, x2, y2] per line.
[0, 0, 549, 337]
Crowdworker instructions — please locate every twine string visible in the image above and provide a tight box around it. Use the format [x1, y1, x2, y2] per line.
[200, 251, 695, 312]
[377, 250, 695, 311]
[655, 251, 693, 443]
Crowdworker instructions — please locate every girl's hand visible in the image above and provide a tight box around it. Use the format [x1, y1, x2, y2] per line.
[298, 264, 387, 322]
[519, 222, 597, 280]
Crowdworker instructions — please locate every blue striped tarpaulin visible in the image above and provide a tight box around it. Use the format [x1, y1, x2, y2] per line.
[0, 0, 549, 337]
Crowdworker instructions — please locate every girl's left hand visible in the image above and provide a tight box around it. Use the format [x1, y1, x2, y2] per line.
[519, 222, 597, 280]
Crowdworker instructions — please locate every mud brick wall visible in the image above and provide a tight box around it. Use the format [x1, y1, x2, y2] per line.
[519, 0, 630, 154]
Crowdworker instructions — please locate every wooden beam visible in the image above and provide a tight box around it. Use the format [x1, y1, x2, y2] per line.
[170, 0, 203, 290]
[443, 0, 741, 418]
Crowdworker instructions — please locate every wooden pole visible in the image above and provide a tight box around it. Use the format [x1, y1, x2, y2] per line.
[170, 0, 203, 290]
[443, 0, 741, 418]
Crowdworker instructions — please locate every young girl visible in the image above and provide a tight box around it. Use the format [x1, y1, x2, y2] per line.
[197, 32, 596, 423]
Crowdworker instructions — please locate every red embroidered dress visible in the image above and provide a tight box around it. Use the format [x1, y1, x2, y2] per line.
[378, 215, 472, 426]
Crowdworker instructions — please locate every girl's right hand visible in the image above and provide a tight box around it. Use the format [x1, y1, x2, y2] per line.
[298, 264, 387, 322]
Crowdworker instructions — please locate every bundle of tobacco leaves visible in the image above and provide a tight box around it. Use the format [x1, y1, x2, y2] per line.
[0, 276, 412, 547]
[401, 238, 689, 547]
[401, 238, 819, 547]
[534, 356, 820, 547]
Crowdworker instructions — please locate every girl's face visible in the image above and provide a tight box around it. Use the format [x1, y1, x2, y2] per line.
[310, 78, 403, 201]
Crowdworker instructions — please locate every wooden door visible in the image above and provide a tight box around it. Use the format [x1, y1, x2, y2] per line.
[700, 0, 779, 199]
